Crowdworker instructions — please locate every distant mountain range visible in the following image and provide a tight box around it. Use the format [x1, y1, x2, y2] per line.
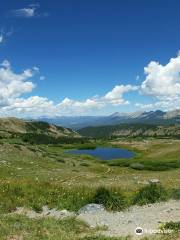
[37, 110, 180, 129]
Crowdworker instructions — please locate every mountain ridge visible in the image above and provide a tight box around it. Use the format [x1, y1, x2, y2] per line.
[36, 109, 180, 129]
[78, 123, 180, 139]
[0, 117, 80, 139]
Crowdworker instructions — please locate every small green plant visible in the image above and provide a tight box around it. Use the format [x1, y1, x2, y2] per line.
[171, 188, 180, 199]
[108, 159, 130, 167]
[14, 144, 22, 150]
[142, 160, 180, 171]
[133, 184, 169, 205]
[57, 159, 65, 163]
[0, 215, 91, 240]
[92, 187, 127, 211]
[163, 221, 180, 231]
[80, 162, 90, 167]
[130, 163, 144, 170]
[78, 144, 97, 150]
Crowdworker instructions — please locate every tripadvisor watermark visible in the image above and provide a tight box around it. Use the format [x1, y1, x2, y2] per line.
[135, 227, 173, 235]
[135, 227, 143, 235]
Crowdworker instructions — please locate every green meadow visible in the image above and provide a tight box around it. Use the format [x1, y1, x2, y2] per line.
[0, 134, 180, 239]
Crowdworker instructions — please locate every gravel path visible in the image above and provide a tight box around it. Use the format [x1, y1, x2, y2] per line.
[9, 200, 180, 239]
[77, 200, 180, 238]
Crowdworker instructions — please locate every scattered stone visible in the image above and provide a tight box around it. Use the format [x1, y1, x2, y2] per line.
[149, 179, 160, 184]
[77, 200, 180, 237]
[137, 180, 149, 185]
[7, 199, 180, 238]
[7, 234, 23, 240]
[13, 206, 75, 219]
[132, 176, 139, 180]
[1, 160, 7, 164]
[78, 203, 105, 215]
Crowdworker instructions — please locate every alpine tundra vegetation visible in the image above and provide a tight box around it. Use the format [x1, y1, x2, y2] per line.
[0, 0, 180, 239]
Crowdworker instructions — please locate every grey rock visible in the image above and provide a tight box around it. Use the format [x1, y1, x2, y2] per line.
[13, 206, 75, 219]
[78, 203, 105, 215]
[149, 179, 160, 184]
[137, 180, 149, 185]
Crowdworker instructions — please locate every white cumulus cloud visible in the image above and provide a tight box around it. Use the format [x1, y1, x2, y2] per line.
[139, 53, 180, 111]
[2, 53, 180, 117]
[141, 54, 180, 97]
[0, 60, 37, 107]
[0, 60, 138, 117]
[56, 85, 138, 115]
[104, 85, 138, 105]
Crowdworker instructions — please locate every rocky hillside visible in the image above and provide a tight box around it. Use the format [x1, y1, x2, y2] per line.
[37, 109, 180, 129]
[78, 123, 180, 138]
[0, 117, 80, 139]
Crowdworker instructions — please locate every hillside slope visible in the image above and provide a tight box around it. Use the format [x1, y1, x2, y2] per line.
[78, 124, 180, 138]
[0, 117, 80, 139]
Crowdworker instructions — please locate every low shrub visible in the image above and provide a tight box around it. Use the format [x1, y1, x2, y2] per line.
[171, 188, 180, 199]
[133, 183, 169, 205]
[14, 145, 22, 150]
[163, 221, 180, 231]
[57, 159, 65, 163]
[92, 187, 127, 211]
[108, 159, 180, 171]
[141, 160, 180, 171]
[130, 163, 144, 170]
[108, 159, 130, 167]
[80, 162, 90, 167]
[78, 145, 97, 150]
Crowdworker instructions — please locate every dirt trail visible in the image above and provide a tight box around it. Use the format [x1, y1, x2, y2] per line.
[8, 200, 180, 239]
[77, 200, 180, 238]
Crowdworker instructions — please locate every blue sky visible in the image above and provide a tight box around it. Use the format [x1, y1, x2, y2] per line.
[0, 0, 180, 117]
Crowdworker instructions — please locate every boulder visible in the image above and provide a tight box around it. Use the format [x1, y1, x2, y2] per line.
[149, 179, 160, 184]
[78, 203, 105, 215]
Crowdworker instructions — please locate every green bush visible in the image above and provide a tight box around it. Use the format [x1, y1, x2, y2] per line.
[130, 163, 144, 170]
[108, 159, 130, 167]
[78, 144, 97, 150]
[141, 160, 180, 171]
[163, 221, 180, 231]
[56, 159, 65, 163]
[133, 184, 169, 205]
[171, 188, 180, 199]
[15, 132, 90, 145]
[80, 162, 90, 167]
[108, 159, 180, 171]
[92, 187, 127, 211]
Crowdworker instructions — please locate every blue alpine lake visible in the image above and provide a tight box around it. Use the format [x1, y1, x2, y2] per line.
[65, 147, 134, 160]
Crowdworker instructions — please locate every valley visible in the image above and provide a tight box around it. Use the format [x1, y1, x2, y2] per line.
[37, 110, 180, 129]
[1, 1, 180, 239]
[0, 118, 179, 239]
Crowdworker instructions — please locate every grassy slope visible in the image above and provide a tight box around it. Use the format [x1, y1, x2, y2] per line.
[78, 124, 180, 138]
[0, 117, 79, 138]
[0, 136, 179, 239]
[0, 215, 179, 240]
